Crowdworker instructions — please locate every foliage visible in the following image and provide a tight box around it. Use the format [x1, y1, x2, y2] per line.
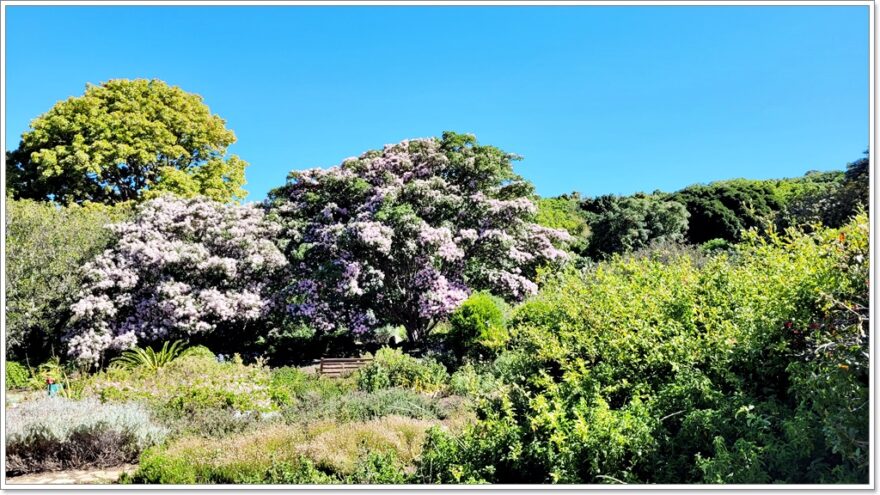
[671, 179, 784, 244]
[345, 451, 412, 484]
[111, 340, 187, 371]
[5, 397, 167, 475]
[131, 416, 440, 483]
[23, 357, 87, 399]
[357, 347, 449, 394]
[180, 345, 215, 360]
[700, 238, 732, 253]
[417, 215, 869, 483]
[5, 362, 30, 390]
[580, 193, 689, 259]
[447, 292, 510, 361]
[84, 354, 279, 433]
[5, 198, 132, 362]
[269, 132, 571, 345]
[448, 363, 502, 398]
[269, 366, 356, 407]
[6, 78, 248, 204]
[65, 196, 287, 365]
[282, 387, 446, 424]
[535, 196, 590, 255]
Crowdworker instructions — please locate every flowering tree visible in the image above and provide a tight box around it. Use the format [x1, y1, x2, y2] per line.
[269, 132, 571, 345]
[65, 196, 287, 365]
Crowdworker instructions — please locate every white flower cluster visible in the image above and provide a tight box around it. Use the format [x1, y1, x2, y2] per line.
[66, 196, 287, 364]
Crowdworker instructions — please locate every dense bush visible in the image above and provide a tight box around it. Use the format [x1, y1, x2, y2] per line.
[417, 215, 869, 484]
[448, 363, 501, 398]
[65, 196, 287, 365]
[671, 179, 783, 244]
[580, 193, 689, 259]
[6, 397, 166, 474]
[5, 361, 30, 390]
[180, 345, 215, 360]
[447, 292, 510, 361]
[5, 199, 132, 362]
[357, 347, 448, 394]
[269, 132, 570, 346]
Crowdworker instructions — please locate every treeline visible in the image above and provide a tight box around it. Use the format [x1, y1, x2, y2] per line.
[537, 156, 869, 259]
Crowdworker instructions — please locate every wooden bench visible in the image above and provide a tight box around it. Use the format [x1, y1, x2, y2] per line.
[319, 357, 373, 378]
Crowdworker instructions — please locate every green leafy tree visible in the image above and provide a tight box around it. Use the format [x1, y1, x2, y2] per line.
[6, 79, 247, 204]
[4, 198, 133, 362]
[580, 193, 689, 259]
[671, 180, 783, 244]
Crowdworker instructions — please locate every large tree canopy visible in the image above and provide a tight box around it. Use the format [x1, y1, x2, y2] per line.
[6, 79, 248, 205]
[671, 180, 784, 244]
[268, 132, 571, 345]
[580, 193, 689, 259]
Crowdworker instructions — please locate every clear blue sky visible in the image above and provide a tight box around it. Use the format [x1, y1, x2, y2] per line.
[4, 5, 870, 202]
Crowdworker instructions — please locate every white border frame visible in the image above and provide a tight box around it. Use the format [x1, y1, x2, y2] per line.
[0, 1, 874, 492]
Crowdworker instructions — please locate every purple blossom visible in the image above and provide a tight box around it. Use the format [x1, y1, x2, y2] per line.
[272, 134, 571, 342]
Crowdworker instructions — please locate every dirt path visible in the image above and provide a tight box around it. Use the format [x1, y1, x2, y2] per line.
[5, 464, 137, 485]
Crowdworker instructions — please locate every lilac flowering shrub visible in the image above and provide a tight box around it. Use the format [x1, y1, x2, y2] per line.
[269, 132, 571, 344]
[65, 196, 287, 365]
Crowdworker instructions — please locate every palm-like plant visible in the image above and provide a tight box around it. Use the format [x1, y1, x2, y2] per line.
[111, 340, 187, 372]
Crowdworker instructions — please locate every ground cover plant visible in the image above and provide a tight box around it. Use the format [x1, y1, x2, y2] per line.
[6, 397, 166, 475]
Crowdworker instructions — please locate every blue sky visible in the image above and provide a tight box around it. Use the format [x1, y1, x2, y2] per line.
[4, 5, 869, 202]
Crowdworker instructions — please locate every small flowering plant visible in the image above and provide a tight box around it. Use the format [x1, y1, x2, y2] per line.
[269, 132, 571, 344]
[66, 196, 288, 365]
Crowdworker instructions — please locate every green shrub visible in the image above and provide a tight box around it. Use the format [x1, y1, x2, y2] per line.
[180, 345, 215, 360]
[153, 404, 271, 439]
[6, 397, 166, 475]
[447, 292, 510, 361]
[345, 451, 412, 484]
[111, 340, 187, 371]
[419, 216, 869, 484]
[270, 366, 354, 407]
[700, 238, 732, 253]
[357, 347, 448, 394]
[448, 363, 499, 398]
[5, 361, 29, 390]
